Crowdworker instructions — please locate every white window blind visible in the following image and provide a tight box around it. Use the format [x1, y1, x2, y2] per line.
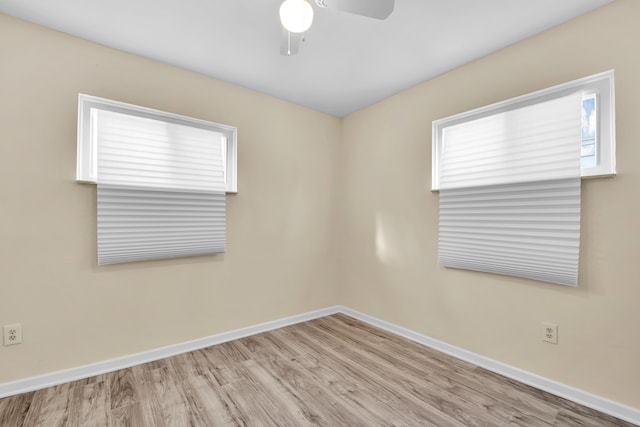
[432, 71, 616, 190]
[94, 109, 226, 265]
[438, 94, 582, 286]
[77, 93, 238, 193]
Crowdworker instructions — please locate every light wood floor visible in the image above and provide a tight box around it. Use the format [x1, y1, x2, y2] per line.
[0, 314, 633, 426]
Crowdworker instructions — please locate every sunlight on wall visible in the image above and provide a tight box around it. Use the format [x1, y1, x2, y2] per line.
[375, 213, 421, 266]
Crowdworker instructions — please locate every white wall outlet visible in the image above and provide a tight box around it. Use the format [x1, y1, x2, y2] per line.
[542, 322, 558, 344]
[3, 324, 22, 346]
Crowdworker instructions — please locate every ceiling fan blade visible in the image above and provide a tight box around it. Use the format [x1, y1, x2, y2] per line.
[316, 0, 394, 19]
[280, 29, 301, 56]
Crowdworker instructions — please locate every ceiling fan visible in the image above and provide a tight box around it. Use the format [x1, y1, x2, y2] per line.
[279, 0, 395, 56]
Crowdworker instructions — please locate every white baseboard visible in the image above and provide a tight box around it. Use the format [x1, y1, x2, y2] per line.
[1, 305, 638, 426]
[337, 305, 640, 426]
[0, 305, 340, 399]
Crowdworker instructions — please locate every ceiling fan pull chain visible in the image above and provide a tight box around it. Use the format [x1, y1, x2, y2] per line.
[287, 31, 292, 55]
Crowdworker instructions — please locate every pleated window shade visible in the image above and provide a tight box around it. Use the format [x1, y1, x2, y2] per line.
[93, 108, 226, 265]
[438, 94, 582, 286]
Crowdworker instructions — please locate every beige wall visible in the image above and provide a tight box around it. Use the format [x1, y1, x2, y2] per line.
[339, 0, 640, 409]
[0, 14, 340, 382]
[2, 0, 639, 412]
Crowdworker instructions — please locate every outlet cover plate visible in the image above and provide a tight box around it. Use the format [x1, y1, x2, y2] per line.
[542, 322, 558, 344]
[3, 324, 22, 346]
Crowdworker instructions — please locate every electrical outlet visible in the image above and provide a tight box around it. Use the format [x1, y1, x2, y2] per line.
[542, 322, 558, 344]
[3, 324, 22, 346]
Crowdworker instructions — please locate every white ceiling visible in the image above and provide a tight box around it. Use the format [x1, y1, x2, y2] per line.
[0, 0, 613, 117]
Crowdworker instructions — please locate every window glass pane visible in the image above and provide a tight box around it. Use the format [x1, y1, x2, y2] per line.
[581, 95, 597, 169]
[221, 136, 227, 185]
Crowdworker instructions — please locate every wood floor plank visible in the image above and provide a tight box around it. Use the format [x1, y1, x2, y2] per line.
[17, 391, 45, 427]
[177, 349, 240, 426]
[131, 364, 174, 427]
[21, 383, 73, 427]
[0, 390, 33, 426]
[220, 378, 290, 427]
[167, 352, 233, 426]
[108, 368, 138, 411]
[108, 400, 150, 427]
[189, 375, 244, 426]
[197, 343, 249, 386]
[240, 358, 314, 426]
[72, 381, 110, 427]
[0, 314, 634, 426]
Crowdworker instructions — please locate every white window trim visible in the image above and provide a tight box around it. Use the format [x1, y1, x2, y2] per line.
[76, 94, 238, 193]
[431, 70, 615, 191]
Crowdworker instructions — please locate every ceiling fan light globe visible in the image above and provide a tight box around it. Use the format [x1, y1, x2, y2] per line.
[280, 0, 314, 33]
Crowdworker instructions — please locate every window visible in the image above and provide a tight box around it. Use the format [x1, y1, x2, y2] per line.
[432, 71, 617, 286]
[581, 94, 597, 169]
[76, 94, 237, 264]
[432, 70, 615, 191]
[437, 94, 583, 286]
[77, 94, 237, 193]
